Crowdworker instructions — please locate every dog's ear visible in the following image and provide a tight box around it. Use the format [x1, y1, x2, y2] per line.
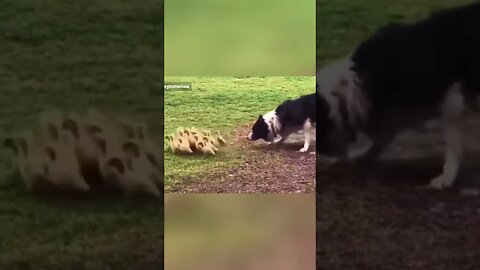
[258, 115, 263, 119]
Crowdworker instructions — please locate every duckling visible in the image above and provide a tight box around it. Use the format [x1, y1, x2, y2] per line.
[133, 123, 162, 165]
[175, 130, 184, 139]
[36, 121, 60, 145]
[122, 140, 163, 191]
[119, 121, 136, 139]
[119, 119, 150, 140]
[92, 133, 128, 187]
[166, 135, 178, 153]
[196, 141, 215, 156]
[173, 136, 193, 154]
[3, 132, 50, 191]
[104, 157, 161, 198]
[190, 127, 205, 137]
[208, 132, 221, 147]
[42, 131, 90, 192]
[215, 130, 226, 145]
[165, 135, 178, 153]
[61, 116, 103, 188]
[183, 129, 198, 150]
[202, 136, 219, 152]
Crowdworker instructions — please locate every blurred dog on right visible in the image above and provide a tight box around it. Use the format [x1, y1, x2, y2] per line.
[315, 1, 480, 189]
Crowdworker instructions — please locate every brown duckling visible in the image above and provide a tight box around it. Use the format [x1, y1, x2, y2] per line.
[3, 132, 49, 191]
[215, 130, 226, 145]
[122, 140, 163, 191]
[165, 135, 179, 153]
[173, 135, 193, 154]
[104, 157, 160, 198]
[196, 141, 215, 156]
[42, 131, 90, 192]
[202, 136, 219, 152]
[61, 116, 103, 187]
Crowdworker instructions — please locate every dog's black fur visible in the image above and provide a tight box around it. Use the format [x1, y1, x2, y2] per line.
[248, 93, 316, 152]
[316, 1, 480, 188]
[275, 93, 316, 129]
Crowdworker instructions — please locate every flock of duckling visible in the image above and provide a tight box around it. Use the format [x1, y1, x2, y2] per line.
[2, 109, 163, 198]
[166, 127, 226, 155]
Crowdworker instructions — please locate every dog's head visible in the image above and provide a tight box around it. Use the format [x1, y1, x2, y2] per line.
[247, 115, 276, 142]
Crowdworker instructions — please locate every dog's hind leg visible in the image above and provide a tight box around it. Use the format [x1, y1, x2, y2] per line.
[299, 120, 313, 152]
[429, 82, 465, 189]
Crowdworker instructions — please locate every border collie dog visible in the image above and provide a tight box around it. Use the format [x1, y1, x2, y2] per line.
[316, 1, 480, 189]
[247, 93, 316, 152]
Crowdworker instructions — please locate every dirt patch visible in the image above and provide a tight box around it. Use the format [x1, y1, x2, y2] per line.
[170, 125, 316, 193]
[318, 118, 480, 270]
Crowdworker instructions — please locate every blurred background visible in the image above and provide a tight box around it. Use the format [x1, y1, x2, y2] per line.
[0, 1, 163, 268]
[165, 0, 315, 76]
[165, 194, 315, 270]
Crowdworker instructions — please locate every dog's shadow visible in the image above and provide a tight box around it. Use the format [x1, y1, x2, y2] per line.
[319, 151, 480, 189]
[251, 136, 317, 153]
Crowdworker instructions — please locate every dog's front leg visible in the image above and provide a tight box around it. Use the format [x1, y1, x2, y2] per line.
[429, 121, 463, 189]
[267, 133, 290, 146]
[299, 121, 313, 152]
[274, 133, 291, 144]
[429, 83, 464, 189]
[351, 131, 396, 179]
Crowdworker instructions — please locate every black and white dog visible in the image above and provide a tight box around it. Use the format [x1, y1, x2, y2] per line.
[316, 1, 480, 189]
[247, 93, 316, 152]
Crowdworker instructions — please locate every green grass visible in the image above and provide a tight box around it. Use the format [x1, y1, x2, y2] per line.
[164, 76, 315, 190]
[0, 0, 163, 268]
[316, 0, 473, 67]
[165, 0, 315, 76]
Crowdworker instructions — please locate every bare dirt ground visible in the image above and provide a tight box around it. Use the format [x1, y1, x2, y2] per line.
[318, 117, 480, 270]
[172, 125, 316, 193]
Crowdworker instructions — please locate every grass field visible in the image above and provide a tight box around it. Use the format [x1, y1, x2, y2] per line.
[164, 76, 315, 191]
[316, 0, 472, 67]
[165, 0, 315, 76]
[0, 1, 163, 268]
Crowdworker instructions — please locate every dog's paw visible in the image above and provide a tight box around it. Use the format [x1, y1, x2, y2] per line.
[299, 147, 309, 153]
[274, 138, 283, 143]
[429, 175, 453, 190]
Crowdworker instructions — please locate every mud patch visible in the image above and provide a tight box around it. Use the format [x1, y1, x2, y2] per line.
[318, 118, 480, 269]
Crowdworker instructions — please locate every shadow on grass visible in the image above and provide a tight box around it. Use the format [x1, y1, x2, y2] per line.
[0, 173, 162, 213]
